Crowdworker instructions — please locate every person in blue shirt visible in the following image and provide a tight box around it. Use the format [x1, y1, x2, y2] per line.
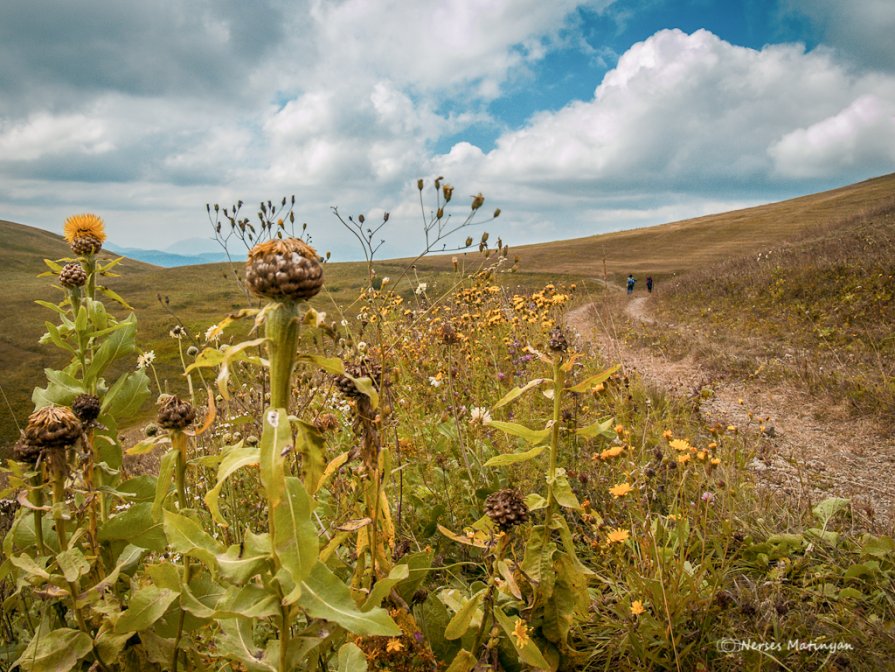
[626, 274, 636, 295]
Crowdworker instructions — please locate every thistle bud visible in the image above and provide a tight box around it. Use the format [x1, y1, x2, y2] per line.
[471, 193, 484, 210]
[442, 184, 454, 202]
[157, 395, 196, 430]
[245, 238, 324, 302]
[484, 489, 528, 531]
[59, 263, 87, 288]
[417, 178, 424, 191]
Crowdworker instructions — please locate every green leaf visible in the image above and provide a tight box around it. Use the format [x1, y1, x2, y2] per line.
[95, 631, 131, 664]
[812, 497, 850, 526]
[493, 606, 553, 670]
[272, 477, 318, 594]
[99, 503, 167, 552]
[97, 285, 135, 310]
[294, 419, 326, 495]
[362, 563, 410, 610]
[114, 585, 180, 634]
[336, 642, 368, 672]
[217, 530, 271, 584]
[860, 534, 895, 558]
[445, 650, 478, 672]
[152, 449, 178, 520]
[217, 618, 277, 672]
[31, 368, 85, 409]
[575, 417, 616, 440]
[87, 313, 137, 381]
[487, 420, 552, 445]
[186, 337, 268, 400]
[484, 444, 545, 467]
[101, 369, 150, 423]
[492, 378, 549, 409]
[41, 321, 76, 355]
[215, 584, 281, 619]
[298, 562, 400, 636]
[259, 407, 292, 508]
[15, 627, 92, 672]
[56, 548, 90, 583]
[525, 493, 548, 511]
[163, 510, 224, 567]
[296, 353, 345, 375]
[444, 590, 484, 640]
[204, 441, 258, 526]
[566, 364, 620, 393]
[549, 468, 580, 509]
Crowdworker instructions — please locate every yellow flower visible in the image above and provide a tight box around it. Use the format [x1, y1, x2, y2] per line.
[386, 638, 404, 653]
[710, 457, 721, 465]
[609, 482, 633, 498]
[630, 600, 645, 616]
[615, 424, 625, 435]
[669, 439, 691, 452]
[512, 618, 531, 648]
[662, 429, 674, 440]
[677, 454, 691, 464]
[600, 445, 625, 460]
[607, 528, 630, 544]
[63, 213, 106, 244]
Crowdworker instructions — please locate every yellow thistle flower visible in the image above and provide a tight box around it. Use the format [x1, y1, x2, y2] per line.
[609, 482, 634, 498]
[669, 439, 691, 452]
[512, 618, 531, 648]
[64, 213, 106, 243]
[677, 454, 691, 464]
[630, 600, 645, 616]
[386, 638, 404, 653]
[607, 528, 630, 544]
[710, 457, 721, 465]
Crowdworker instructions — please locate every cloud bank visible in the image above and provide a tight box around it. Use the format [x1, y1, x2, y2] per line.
[0, 1, 892, 259]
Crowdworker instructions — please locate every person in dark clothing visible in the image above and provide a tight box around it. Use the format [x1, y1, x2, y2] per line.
[626, 274, 636, 295]
[646, 276, 653, 293]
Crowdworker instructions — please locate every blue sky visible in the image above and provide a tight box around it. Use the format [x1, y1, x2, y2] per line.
[0, 0, 893, 260]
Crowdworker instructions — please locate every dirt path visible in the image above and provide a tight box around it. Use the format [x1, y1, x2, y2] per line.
[567, 296, 895, 530]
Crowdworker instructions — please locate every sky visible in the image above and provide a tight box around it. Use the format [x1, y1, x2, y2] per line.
[1, 0, 893, 261]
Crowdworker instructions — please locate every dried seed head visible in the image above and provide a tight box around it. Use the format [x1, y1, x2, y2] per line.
[13, 437, 42, 465]
[484, 488, 529, 531]
[245, 238, 323, 302]
[440, 322, 460, 345]
[157, 395, 196, 430]
[59, 263, 87, 288]
[335, 360, 382, 400]
[548, 327, 568, 353]
[313, 413, 340, 432]
[24, 405, 82, 449]
[64, 213, 106, 255]
[72, 393, 101, 424]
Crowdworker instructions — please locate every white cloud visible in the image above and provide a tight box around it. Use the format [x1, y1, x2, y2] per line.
[434, 29, 895, 191]
[770, 95, 895, 178]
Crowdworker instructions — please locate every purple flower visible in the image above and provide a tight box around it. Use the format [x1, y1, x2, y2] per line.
[701, 491, 715, 504]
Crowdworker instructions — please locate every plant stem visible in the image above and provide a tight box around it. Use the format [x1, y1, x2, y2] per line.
[544, 355, 564, 532]
[171, 431, 192, 672]
[31, 474, 46, 555]
[48, 450, 68, 550]
[266, 301, 301, 410]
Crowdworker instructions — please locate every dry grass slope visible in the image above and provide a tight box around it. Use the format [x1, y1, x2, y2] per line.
[417, 172, 895, 283]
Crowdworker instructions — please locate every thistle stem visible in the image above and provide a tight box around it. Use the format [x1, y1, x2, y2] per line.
[544, 355, 564, 532]
[171, 431, 192, 672]
[265, 301, 301, 410]
[49, 450, 68, 550]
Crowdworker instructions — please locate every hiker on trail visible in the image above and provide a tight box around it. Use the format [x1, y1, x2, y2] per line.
[626, 274, 636, 295]
[646, 275, 653, 293]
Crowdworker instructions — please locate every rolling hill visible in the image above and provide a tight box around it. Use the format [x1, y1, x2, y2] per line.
[417, 172, 895, 283]
[1, 171, 893, 447]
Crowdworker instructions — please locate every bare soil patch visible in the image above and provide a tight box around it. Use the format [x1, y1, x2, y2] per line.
[568, 295, 895, 530]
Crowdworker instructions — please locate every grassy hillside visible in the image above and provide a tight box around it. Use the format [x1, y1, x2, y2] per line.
[2, 172, 893, 445]
[651, 198, 895, 425]
[417, 172, 895, 284]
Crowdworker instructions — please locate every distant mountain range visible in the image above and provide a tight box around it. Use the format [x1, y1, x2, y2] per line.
[106, 239, 246, 267]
